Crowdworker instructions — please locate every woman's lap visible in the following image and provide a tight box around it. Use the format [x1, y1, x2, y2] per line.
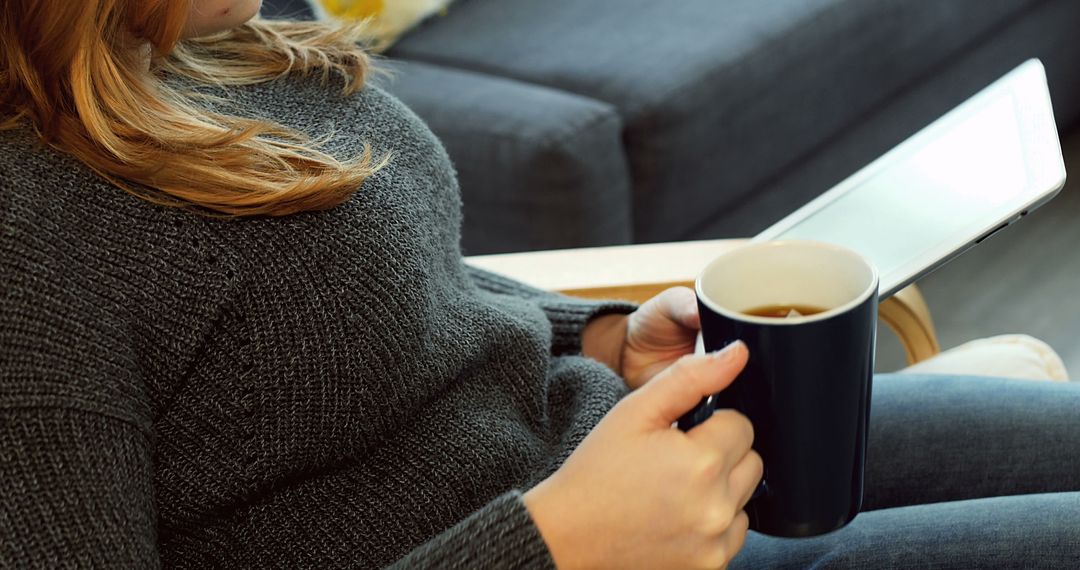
[864, 373, 1080, 510]
[735, 492, 1080, 568]
[732, 373, 1080, 568]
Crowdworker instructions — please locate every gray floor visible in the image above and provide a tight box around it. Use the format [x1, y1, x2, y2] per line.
[875, 128, 1080, 374]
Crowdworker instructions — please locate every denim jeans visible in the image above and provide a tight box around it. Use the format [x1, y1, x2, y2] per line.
[731, 374, 1080, 569]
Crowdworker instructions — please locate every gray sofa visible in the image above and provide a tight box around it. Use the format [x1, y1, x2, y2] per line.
[263, 0, 1080, 255]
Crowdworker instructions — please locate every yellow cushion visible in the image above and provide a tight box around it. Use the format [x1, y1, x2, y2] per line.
[312, 0, 453, 48]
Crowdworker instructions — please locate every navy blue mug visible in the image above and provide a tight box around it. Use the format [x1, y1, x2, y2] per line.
[678, 240, 879, 538]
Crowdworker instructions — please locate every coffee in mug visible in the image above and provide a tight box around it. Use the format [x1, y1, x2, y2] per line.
[742, 304, 828, 319]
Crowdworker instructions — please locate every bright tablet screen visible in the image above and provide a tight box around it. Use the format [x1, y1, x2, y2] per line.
[772, 91, 1029, 280]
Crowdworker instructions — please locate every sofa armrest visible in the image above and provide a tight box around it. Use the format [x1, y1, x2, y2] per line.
[466, 239, 941, 365]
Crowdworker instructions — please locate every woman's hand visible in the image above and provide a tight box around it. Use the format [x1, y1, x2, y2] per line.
[621, 286, 701, 390]
[525, 342, 762, 570]
[581, 287, 701, 390]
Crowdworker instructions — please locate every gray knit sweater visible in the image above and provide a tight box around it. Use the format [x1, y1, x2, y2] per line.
[0, 74, 635, 568]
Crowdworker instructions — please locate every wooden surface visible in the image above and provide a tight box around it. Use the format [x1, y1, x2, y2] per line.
[466, 239, 744, 295]
[878, 285, 941, 364]
[469, 239, 941, 365]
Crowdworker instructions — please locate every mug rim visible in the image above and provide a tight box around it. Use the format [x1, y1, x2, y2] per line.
[695, 240, 880, 326]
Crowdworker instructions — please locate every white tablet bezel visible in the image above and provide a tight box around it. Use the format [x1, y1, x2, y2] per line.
[753, 59, 1066, 299]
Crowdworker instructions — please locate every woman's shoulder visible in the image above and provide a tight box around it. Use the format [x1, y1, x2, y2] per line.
[0, 124, 111, 218]
[0, 123, 136, 215]
[0, 123, 74, 174]
[0, 120, 219, 299]
[189, 71, 448, 165]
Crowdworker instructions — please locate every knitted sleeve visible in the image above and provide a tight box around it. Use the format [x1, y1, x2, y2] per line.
[1, 208, 159, 567]
[466, 266, 637, 355]
[1, 408, 159, 567]
[387, 492, 556, 570]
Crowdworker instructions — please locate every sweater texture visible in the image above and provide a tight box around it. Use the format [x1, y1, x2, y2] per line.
[0, 72, 635, 568]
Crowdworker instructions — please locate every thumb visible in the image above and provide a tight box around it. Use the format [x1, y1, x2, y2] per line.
[623, 341, 748, 429]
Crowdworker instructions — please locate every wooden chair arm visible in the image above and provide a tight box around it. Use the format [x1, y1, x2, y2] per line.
[878, 284, 941, 364]
[466, 239, 941, 365]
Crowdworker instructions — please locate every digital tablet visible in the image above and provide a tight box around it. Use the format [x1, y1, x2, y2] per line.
[754, 59, 1066, 299]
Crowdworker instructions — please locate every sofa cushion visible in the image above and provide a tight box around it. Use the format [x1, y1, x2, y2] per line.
[388, 0, 1048, 242]
[697, 0, 1080, 239]
[375, 61, 633, 254]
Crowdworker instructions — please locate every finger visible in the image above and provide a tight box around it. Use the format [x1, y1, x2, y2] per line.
[730, 450, 764, 509]
[656, 286, 700, 330]
[624, 341, 748, 429]
[698, 509, 750, 569]
[686, 409, 755, 470]
[718, 511, 750, 569]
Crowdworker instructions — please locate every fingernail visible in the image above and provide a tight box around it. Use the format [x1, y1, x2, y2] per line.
[710, 340, 746, 361]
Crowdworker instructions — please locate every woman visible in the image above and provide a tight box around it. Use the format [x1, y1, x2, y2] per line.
[1, 1, 1078, 568]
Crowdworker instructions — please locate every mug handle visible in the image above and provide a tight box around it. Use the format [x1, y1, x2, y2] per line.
[678, 330, 728, 430]
[678, 392, 769, 500]
[677, 332, 714, 430]
[677, 335, 769, 499]
[676, 394, 716, 431]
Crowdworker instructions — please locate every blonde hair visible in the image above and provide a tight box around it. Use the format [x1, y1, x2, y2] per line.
[0, 0, 379, 216]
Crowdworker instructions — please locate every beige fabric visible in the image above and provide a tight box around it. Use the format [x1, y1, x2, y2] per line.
[900, 334, 1069, 382]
